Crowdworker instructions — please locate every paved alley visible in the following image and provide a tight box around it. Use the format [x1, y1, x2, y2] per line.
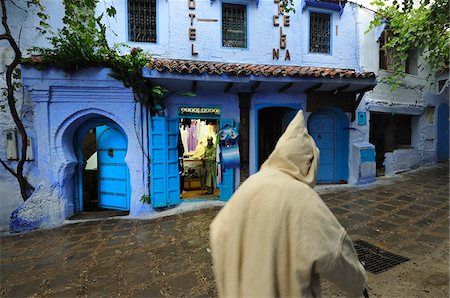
[1, 162, 448, 297]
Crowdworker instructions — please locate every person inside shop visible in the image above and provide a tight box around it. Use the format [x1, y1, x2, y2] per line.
[201, 136, 216, 195]
[209, 111, 367, 297]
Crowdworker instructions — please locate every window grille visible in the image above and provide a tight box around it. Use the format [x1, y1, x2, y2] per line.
[309, 12, 330, 54]
[128, 0, 157, 43]
[222, 3, 247, 48]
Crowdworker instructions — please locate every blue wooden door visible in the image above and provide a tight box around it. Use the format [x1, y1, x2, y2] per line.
[437, 104, 449, 161]
[149, 117, 180, 208]
[96, 125, 130, 210]
[220, 119, 235, 201]
[308, 112, 336, 183]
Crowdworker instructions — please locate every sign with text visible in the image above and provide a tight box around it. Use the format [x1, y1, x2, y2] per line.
[178, 107, 221, 117]
[272, 0, 291, 61]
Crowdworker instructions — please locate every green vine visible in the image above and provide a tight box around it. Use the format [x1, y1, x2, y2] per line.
[26, 0, 166, 110]
[140, 194, 151, 205]
[367, 0, 449, 88]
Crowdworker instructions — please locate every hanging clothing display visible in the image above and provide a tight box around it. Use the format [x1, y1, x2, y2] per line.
[180, 125, 188, 154]
[179, 118, 219, 194]
[187, 121, 198, 152]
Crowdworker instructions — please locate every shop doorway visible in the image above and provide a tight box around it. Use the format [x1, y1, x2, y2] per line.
[257, 107, 297, 169]
[370, 112, 413, 175]
[74, 121, 131, 213]
[179, 118, 220, 200]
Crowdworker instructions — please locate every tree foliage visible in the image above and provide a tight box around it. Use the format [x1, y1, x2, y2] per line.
[368, 0, 449, 86]
[28, 0, 165, 108]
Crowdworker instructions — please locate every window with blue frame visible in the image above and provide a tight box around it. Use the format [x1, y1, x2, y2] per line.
[309, 12, 331, 54]
[222, 3, 247, 48]
[128, 0, 157, 43]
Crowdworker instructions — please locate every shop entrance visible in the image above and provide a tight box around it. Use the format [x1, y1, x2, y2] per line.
[179, 118, 220, 200]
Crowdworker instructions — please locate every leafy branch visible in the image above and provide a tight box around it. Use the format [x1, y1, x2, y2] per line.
[367, 0, 449, 87]
[27, 0, 165, 111]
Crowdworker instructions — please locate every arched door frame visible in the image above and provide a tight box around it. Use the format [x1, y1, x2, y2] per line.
[307, 106, 349, 183]
[254, 103, 302, 171]
[74, 117, 130, 213]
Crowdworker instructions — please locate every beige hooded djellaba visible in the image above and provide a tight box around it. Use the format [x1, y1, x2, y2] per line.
[210, 111, 367, 297]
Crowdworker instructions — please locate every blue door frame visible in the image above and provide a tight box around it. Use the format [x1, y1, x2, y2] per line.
[74, 118, 131, 213]
[254, 103, 302, 171]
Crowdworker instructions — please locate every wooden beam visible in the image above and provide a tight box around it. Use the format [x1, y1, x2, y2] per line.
[305, 83, 323, 93]
[224, 82, 233, 93]
[353, 85, 375, 94]
[331, 84, 351, 94]
[250, 81, 260, 92]
[278, 82, 294, 93]
[191, 80, 197, 93]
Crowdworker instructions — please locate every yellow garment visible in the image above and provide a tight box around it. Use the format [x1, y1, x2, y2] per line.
[210, 111, 366, 297]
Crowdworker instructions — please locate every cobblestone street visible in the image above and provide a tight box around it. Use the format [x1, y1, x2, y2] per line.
[1, 162, 448, 297]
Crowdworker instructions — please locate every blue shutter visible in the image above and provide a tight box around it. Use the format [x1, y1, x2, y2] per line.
[219, 119, 235, 202]
[149, 117, 181, 208]
[167, 118, 181, 206]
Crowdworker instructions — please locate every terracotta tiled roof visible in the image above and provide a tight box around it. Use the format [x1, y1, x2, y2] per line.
[147, 59, 375, 79]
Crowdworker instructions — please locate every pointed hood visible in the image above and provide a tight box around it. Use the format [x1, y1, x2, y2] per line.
[261, 110, 319, 188]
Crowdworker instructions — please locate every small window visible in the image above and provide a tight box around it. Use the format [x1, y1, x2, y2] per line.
[128, 0, 157, 43]
[424, 107, 435, 124]
[379, 31, 394, 70]
[222, 3, 247, 48]
[405, 49, 418, 75]
[309, 12, 331, 54]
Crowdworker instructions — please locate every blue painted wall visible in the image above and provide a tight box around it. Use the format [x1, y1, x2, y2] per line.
[18, 66, 151, 228]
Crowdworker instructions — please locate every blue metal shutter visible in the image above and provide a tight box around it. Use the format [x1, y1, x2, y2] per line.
[219, 119, 235, 202]
[149, 117, 181, 208]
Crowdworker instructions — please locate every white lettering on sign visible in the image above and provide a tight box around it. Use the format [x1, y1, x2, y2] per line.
[179, 107, 221, 116]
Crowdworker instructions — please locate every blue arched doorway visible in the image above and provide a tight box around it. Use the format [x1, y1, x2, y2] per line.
[437, 103, 449, 161]
[308, 107, 349, 183]
[74, 117, 131, 213]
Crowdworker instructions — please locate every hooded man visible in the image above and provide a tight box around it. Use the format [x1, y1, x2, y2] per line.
[209, 111, 367, 297]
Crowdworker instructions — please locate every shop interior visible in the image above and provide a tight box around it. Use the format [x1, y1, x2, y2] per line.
[179, 118, 220, 199]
